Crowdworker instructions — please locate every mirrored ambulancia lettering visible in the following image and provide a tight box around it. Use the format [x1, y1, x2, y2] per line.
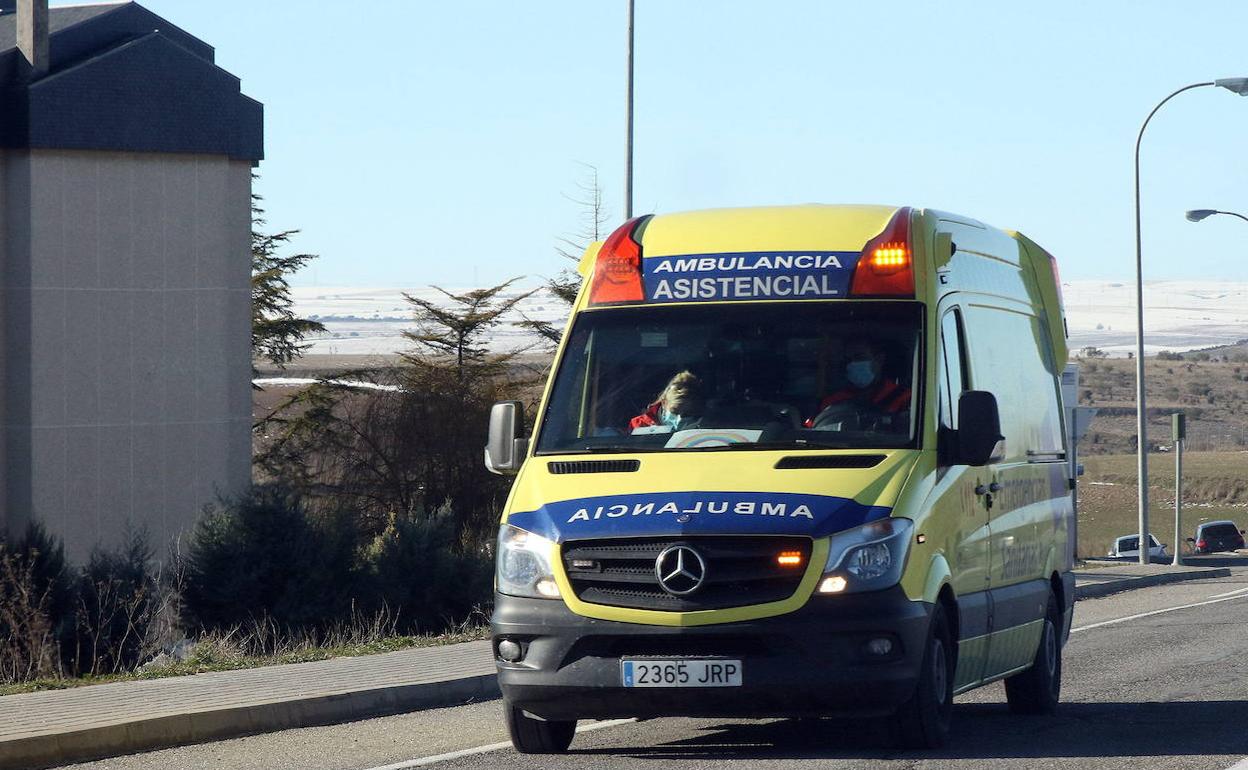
[565, 500, 815, 524]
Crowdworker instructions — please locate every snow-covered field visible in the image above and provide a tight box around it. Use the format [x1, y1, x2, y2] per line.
[291, 286, 565, 356]
[291, 280, 1248, 358]
[1062, 281, 1248, 355]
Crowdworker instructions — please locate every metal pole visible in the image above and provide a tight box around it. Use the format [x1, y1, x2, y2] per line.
[1172, 435, 1183, 566]
[624, 0, 634, 220]
[1133, 82, 1213, 565]
[1070, 410, 1079, 564]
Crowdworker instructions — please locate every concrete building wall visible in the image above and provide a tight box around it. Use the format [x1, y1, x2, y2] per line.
[2, 148, 252, 560]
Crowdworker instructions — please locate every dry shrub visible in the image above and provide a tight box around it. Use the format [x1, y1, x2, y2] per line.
[0, 550, 62, 683]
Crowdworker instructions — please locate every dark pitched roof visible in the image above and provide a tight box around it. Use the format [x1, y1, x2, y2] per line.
[0, 2, 261, 161]
[0, 3, 123, 51]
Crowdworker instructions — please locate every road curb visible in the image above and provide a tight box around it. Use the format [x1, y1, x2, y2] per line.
[1075, 567, 1232, 600]
[0, 673, 500, 770]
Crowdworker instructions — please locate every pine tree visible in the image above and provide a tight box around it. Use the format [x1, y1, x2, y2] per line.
[251, 184, 326, 371]
[402, 278, 536, 382]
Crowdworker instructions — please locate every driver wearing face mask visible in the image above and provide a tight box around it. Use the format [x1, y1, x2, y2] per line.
[805, 340, 911, 429]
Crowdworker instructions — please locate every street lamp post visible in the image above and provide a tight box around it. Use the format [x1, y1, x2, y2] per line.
[1186, 209, 1248, 224]
[624, 0, 634, 220]
[1133, 77, 1248, 565]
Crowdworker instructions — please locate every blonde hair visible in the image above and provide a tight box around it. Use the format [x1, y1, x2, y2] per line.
[657, 370, 703, 414]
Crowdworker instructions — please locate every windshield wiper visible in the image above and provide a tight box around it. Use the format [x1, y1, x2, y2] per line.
[698, 440, 856, 451]
[557, 445, 663, 454]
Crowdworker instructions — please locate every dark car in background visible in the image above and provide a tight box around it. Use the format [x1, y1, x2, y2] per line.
[1189, 521, 1246, 555]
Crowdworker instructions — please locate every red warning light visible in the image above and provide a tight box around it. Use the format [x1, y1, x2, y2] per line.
[850, 207, 915, 297]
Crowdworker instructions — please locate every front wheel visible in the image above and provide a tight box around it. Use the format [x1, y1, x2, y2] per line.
[1004, 589, 1062, 715]
[503, 701, 576, 754]
[891, 604, 954, 749]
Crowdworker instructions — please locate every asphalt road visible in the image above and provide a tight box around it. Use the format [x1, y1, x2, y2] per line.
[67, 570, 1248, 770]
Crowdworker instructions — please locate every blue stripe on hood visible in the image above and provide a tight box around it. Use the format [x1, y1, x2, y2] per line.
[505, 491, 891, 543]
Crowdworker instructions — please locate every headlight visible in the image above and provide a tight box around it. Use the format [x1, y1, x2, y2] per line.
[817, 517, 913, 594]
[496, 525, 562, 599]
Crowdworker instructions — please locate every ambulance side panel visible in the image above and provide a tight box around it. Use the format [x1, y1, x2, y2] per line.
[910, 212, 1072, 687]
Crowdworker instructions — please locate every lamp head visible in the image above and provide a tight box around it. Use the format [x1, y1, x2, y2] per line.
[1186, 210, 1217, 222]
[1215, 78, 1248, 95]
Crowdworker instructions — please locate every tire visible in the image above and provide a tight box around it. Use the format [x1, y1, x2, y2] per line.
[1004, 589, 1062, 715]
[503, 701, 576, 754]
[892, 603, 954, 749]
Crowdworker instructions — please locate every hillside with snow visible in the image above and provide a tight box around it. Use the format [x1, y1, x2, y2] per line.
[290, 280, 1248, 358]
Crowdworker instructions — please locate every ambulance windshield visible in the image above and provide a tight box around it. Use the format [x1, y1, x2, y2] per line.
[535, 302, 922, 454]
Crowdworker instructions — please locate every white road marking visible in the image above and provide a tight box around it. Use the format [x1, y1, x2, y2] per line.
[1072, 593, 1248, 633]
[1206, 585, 1248, 599]
[369, 587, 1248, 769]
[362, 718, 635, 770]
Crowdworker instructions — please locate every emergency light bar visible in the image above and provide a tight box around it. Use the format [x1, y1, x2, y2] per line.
[588, 216, 649, 305]
[849, 207, 914, 298]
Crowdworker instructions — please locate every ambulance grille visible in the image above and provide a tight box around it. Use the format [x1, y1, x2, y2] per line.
[561, 536, 811, 611]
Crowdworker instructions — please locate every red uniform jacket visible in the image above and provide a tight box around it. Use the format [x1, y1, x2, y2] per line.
[629, 402, 663, 431]
[805, 380, 911, 427]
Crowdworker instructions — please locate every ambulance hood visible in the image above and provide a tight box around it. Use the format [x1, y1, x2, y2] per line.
[503, 450, 920, 544]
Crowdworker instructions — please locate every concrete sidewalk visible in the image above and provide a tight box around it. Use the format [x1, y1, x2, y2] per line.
[0, 640, 496, 770]
[1074, 561, 1233, 599]
[1, 563, 1236, 769]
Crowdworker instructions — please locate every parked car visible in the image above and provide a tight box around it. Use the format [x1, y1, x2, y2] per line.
[1108, 534, 1167, 560]
[1188, 521, 1246, 555]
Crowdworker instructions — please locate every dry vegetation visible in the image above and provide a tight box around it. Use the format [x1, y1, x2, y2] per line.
[1075, 356, 1248, 455]
[0, 607, 489, 697]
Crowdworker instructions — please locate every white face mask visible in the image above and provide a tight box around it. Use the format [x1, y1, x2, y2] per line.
[846, 360, 877, 388]
[660, 407, 681, 429]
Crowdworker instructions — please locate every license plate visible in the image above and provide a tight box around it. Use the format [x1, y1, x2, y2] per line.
[621, 659, 742, 687]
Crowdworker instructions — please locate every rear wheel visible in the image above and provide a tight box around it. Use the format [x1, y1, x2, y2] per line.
[503, 701, 576, 754]
[892, 603, 954, 749]
[1004, 589, 1062, 715]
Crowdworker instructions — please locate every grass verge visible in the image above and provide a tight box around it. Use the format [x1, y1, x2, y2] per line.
[0, 614, 489, 697]
[1078, 451, 1248, 557]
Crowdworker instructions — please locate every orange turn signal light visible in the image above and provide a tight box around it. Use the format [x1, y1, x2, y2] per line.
[869, 244, 910, 272]
[776, 551, 804, 567]
[849, 207, 915, 297]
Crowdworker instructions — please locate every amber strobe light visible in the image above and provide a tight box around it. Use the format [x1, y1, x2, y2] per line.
[850, 206, 915, 297]
[776, 550, 804, 567]
[588, 216, 650, 305]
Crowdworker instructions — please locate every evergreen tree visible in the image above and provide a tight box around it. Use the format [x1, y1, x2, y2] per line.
[251, 183, 326, 371]
[402, 278, 536, 382]
[256, 278, 537, 548]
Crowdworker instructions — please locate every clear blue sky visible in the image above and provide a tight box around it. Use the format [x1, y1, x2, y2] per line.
[137, 0, 1248, 287]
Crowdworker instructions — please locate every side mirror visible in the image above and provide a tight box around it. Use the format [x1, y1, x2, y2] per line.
[956, 391, 1005, 466]
[1186, 537, 1196, 544]
[485, 401, 528, 475]
[934, 231, 955, 267]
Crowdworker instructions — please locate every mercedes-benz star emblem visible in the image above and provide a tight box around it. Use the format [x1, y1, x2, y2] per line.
[655, 545, 707, 596]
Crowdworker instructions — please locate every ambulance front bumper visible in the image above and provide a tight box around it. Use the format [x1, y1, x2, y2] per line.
[490, 587, 933, 721]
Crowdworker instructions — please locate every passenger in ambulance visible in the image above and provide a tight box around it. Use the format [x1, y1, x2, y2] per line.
[629, 370, 706, 432]
[807, 339, 910, 432]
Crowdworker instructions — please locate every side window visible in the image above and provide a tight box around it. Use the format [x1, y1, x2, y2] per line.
[939, 309, 967, 429]
[962, 306, 1065, 460]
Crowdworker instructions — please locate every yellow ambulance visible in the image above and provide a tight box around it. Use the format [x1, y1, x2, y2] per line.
[485, 204, 1074, 752]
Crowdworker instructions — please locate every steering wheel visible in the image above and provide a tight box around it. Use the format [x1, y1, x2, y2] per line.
[771, 403, 803, 429]
[811, 402, 887, 431]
